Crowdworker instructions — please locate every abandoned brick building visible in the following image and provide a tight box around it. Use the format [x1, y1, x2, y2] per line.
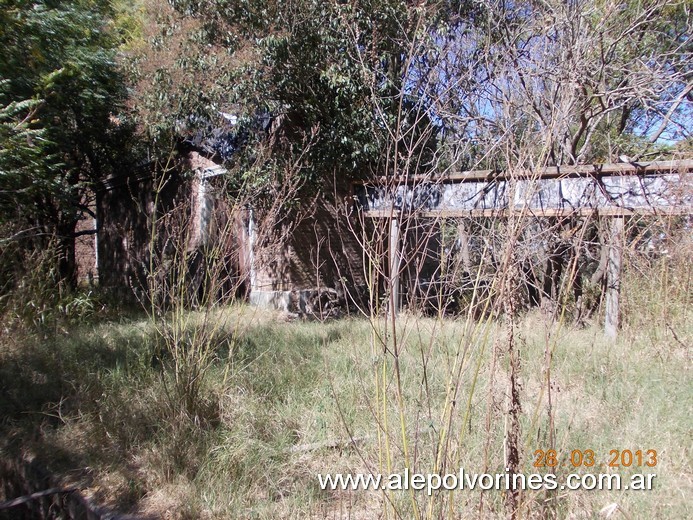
[75, 145, 370, 316]
[74, 123, 693, 323]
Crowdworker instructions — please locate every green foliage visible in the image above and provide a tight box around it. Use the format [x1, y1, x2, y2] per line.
[0, 84, 52, 223]
[129, 0, 461, 196]
[0, 0, 132, 286]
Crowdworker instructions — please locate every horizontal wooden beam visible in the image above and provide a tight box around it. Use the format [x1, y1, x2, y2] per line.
[364, 206, 693, 218]
[362, 159, 693, 185]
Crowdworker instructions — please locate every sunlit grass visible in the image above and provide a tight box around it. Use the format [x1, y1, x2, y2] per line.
[1, 301, 689, 519]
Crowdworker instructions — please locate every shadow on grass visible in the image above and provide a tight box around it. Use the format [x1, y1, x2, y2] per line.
[0, 320, 154, 512]
[0, 314, 346, 516]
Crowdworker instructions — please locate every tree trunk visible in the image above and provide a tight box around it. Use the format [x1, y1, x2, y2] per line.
[56, 219, 78, 289]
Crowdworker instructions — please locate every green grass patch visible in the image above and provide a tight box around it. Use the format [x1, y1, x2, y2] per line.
[0, 305, 690, 518]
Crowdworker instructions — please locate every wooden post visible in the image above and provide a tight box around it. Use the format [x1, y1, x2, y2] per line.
[248, 208, 257, 295]
[389, 217, 400, 315]
[605, 217, 623, 338]
[457, 221, 472, 273]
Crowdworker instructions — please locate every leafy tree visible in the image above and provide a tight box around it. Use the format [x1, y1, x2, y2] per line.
[0, 0, 131, 286]
[128, 1, 479, 195]
[129, 0, 690, 188]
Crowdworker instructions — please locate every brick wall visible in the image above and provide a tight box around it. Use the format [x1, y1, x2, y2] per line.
[92, 153, 368, 308]
[251, 185, 368, 307]
[96, 168, 190, 299]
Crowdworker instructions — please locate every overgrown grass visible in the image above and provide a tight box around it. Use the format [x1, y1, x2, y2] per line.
[1, 296, 690, 518]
